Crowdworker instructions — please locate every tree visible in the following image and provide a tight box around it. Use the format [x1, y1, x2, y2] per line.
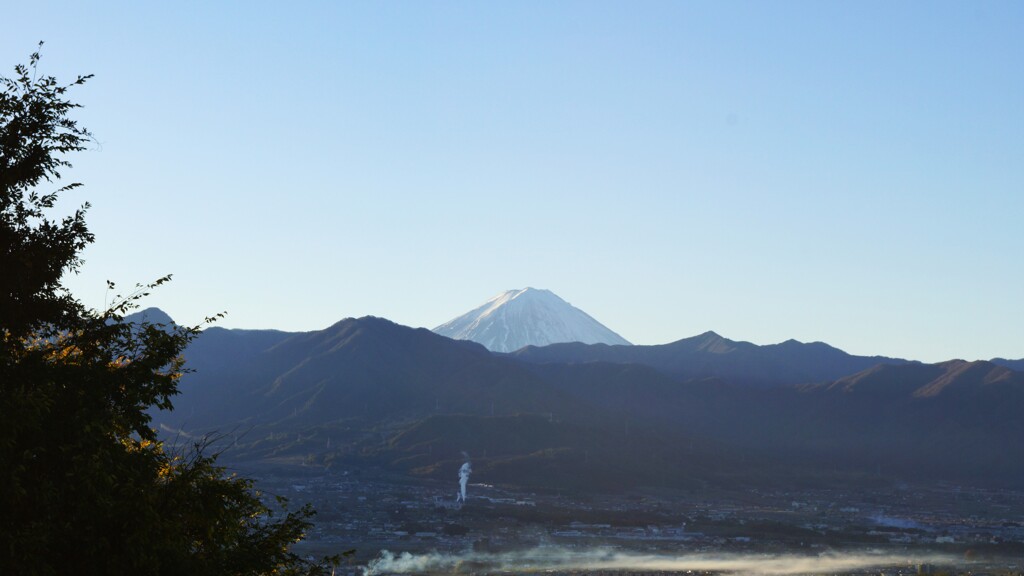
[0, 45, 341, 575]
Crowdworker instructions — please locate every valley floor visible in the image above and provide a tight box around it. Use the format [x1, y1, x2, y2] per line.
[228, 462, 1024, 574]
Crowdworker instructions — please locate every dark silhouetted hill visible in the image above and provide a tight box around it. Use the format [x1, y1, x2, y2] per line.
[992, 357, 1024, 372]
[160, 316, 573, 434]
[141, 309, 1024, 491]
[511, 331, 909, 386]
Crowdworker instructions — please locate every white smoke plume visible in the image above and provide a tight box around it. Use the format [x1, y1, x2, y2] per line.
[364, 547, 957, 576]
[456, 454, 471, 503]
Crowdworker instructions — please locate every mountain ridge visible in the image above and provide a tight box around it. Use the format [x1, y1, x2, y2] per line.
[511, 331, 911, 387]
[134, 308, 1024, 490]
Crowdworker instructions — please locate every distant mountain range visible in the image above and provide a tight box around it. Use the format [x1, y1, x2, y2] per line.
[433, 288, 631, 352]
[992, 357, 1024, 372]
[511, 331, 909, 387]
[134, 306, 1024, 492]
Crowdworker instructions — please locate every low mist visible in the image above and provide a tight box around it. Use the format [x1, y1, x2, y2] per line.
[364, 547, 956, 575]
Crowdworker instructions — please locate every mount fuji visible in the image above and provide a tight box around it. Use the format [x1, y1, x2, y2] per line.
[433, 288, 631, 353]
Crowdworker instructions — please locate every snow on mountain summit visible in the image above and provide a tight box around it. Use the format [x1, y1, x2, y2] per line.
[433, 288, 631, 353]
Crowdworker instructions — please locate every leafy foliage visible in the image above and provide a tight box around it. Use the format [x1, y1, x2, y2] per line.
[0, 45, 92, 339]
[0, 45, 343, 575]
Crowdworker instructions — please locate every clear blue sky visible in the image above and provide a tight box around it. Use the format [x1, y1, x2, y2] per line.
[5, 1, 1022, 362]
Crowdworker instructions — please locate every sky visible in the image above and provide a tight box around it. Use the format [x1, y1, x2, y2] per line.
[5, 1, 1023, 363]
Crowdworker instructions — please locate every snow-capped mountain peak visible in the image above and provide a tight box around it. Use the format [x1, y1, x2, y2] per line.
[433, 288, 631, 353]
